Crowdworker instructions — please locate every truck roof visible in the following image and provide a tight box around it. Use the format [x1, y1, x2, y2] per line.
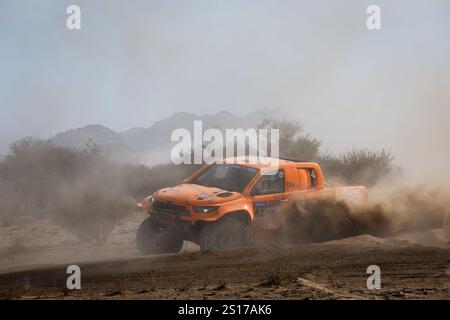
[219, 156, 305, 170]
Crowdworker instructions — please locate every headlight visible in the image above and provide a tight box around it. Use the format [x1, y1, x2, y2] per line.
[192, 206, 219, 213]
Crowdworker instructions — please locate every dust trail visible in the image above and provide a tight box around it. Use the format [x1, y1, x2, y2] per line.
[281, 186, 450, 244]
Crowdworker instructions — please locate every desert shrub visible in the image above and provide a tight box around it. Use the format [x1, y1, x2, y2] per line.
[257, 118, 394, 186]
[0, 137, 199, 242]
[319, 149, 394, 186]
[0, 138, 82, 218]
[51, 186, 136, 245]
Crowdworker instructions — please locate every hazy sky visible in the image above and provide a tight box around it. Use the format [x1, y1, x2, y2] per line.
[1, 1, 449, 180]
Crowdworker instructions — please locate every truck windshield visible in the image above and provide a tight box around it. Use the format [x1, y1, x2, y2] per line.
[192, 164, 258, 193]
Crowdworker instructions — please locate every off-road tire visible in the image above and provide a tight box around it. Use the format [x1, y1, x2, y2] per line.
[136, 217, 184, 255]
[199, 216, 248, 251]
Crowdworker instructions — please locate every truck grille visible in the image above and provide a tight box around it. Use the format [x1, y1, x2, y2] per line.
[153, 200, 190, 217]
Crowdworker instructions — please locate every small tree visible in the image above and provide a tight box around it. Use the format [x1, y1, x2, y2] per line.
[258, 117, 321, 160]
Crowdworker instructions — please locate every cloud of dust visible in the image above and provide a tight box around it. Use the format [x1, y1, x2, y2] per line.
[281, 185, 450, 246]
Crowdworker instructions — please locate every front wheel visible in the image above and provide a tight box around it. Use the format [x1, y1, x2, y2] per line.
[136, 217, 184, 255]
[199, 216, 248, 251]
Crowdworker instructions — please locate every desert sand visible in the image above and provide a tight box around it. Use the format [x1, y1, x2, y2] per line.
[0, 212, 448, 300]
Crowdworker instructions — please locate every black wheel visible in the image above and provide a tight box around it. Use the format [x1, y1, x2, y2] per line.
[136, 217, 184, 255]
[199, 216, 248, 251]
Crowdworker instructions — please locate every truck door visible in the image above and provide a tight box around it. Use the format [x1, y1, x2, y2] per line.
[250, 169, 287, 228]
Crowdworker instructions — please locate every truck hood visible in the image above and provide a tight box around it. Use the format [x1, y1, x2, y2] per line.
[155, 183, 241, 204]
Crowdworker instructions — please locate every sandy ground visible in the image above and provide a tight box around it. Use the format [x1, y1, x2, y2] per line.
[0, 212, 146, 273]
[0, 213, 448, 300]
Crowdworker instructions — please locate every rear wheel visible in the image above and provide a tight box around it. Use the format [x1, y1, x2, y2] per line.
[136, 217, 184, 255]
[199, 216, 248, 251]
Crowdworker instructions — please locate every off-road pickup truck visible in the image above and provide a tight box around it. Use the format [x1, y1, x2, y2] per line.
[136, 157, 367, 254]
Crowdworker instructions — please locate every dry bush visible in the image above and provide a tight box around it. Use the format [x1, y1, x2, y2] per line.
[52, 188, 135, 244]
[319, 149, 394, 186]
[258, 117, 394, 186]
[0, 137, 197, 243]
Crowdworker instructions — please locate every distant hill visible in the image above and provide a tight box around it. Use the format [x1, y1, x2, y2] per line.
[49, 109, 274, 165]
[51, 124, 126, 149]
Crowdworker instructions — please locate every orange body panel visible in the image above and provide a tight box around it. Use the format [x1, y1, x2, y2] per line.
[138, 158, 367, 228]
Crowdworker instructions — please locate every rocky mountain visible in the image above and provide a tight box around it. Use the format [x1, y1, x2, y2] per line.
[51, 124, 126, 150]
[49, 110, 273, 165]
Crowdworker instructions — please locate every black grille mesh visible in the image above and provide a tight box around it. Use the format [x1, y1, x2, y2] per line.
[153, 200, 190, 216]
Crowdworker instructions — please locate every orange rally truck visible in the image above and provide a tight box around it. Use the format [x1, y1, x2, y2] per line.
[136, 157, 367, 254]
